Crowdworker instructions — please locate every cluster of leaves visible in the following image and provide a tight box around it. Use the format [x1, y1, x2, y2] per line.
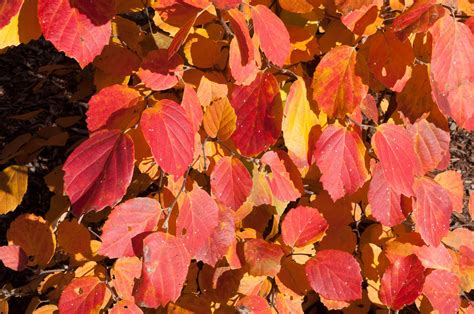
[0, 0, 473, 313]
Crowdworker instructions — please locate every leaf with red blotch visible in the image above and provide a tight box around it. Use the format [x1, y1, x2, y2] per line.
[466, 16, 474, 33]
[210, 156, 252, 210]
[38, 0, 113, 68]
[423, 270, 461, 314]
[281, 206, 328, 248]
[379, 254, 425, 310]
[236, 295, 272, 314]
[137, 49, 183, 91]
[109, 300, 143, 314]
[407, 119, 450, 174]
[364, 30, 414, 92]
[412, 176, 452, 247]
[368, 163, 405, 227]
[181, 84, 203, 133]
[312, 45, 369, 118]
[110, 257, 142, 301]
[341, 4, 381, 36]
[305, 249, 362, 301]
[244, 239, 284, 277]
[251, 5, 290, 66]
[168, 12, 198, 59]
[391, 0, 445, 36]
[414, 244, 453, 271]
[312, 124, 369, 201]
[0, 0, 23, 28]
[261, 150, 303, 202]
[99, 198, 162, 258]
[63, 129, 134, 217]
[228, 9, 254, 65]
[0, 245, 27, 271]
[430, 16, 474, 131]
[371, 123, 418, 196]
[58, 277, 107, 314]
[212, 0, 241, 9]
[176, 188, 219, 258]
[194, 207, 235, 266]
[435, 171, 464, 214]
[140, 100, 195, 177]
[228, 37, 259, 85]
[231, 72, 282, 156]
[133, 232, 190, 308]
[86, 85, 143, 132]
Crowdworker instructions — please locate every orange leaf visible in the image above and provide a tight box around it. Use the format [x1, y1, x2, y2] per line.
[111, 257, 142, 301]
[7, 213, 56, 267]
[244, 239, 284, 277]
[312, 45, 369, 118]
[434, 170, 464, 214]
[203, 97, 237, 141]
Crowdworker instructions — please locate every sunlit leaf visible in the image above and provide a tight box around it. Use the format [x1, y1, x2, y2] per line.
[58, 277, 107, 314]
[423, 270, 461, 314]
[244, 239, 284, 277]
[0, 245, 27, 271]
[281, 206, 328, 248]
[63, 129, 135, 216]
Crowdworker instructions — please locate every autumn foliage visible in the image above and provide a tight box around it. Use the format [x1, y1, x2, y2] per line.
[1, 0, 474, 313]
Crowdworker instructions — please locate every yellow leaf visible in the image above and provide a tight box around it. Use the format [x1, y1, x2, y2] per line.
[282, 77, 318, 169]
[0, 165, 28, 214]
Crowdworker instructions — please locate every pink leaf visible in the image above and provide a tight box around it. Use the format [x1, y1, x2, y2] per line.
[137, 49, 183, 91]
[423, 270, 461, 314]
[0, 245, 27, 271]
[281, 206, 328, 248]
[58, 277, 107, 314]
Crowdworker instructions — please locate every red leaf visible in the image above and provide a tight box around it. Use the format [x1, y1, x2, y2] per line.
[368, 164, 405, 227]
[176, 188, 219, 258]
[261, 151, 302, 202]
[99, 198, 162, 258]
[137, 49, 183, 91]
[371, 123, 418, 196]
[312, 124, 369, 201]
[210, 156, 252, 210]
[38, 0, 112, 68]
[231, 72, 282, 156]
[133, 232, 190, 308]
[365, 30, 414, 92]
[244, 239, 284, 277]
[412, 177, 452, 247]
[423, 270, 461, 314]
[391, 0, 445, 36]
[312, 45, 369, 118]
[228, 9, 254, 65]
[236, 295, 272, 314]
[140, 100, 195, 177]
[430, 16, 474, 130]
[251, 5, 290, 66]
[63, 129, 135, 216]
[212, 0, 241, 9]
[414, 244, 453, 271]
[181, 84, 203, 133]
[305, 249, 362, 302]
[0, 245, 27, 271]
[110, 300, 143, 314]
[168, 12, 198, 59]
[58, 277, 107, 314]
[379, 254, 425, 310]
[111, 257, 142, 301]
[407, 119, 450, 174]
[194, 207, 235, 266]
[0, 0, 23, 28]
[281, 206, 328, 248]
[86, 85, 142, 132]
